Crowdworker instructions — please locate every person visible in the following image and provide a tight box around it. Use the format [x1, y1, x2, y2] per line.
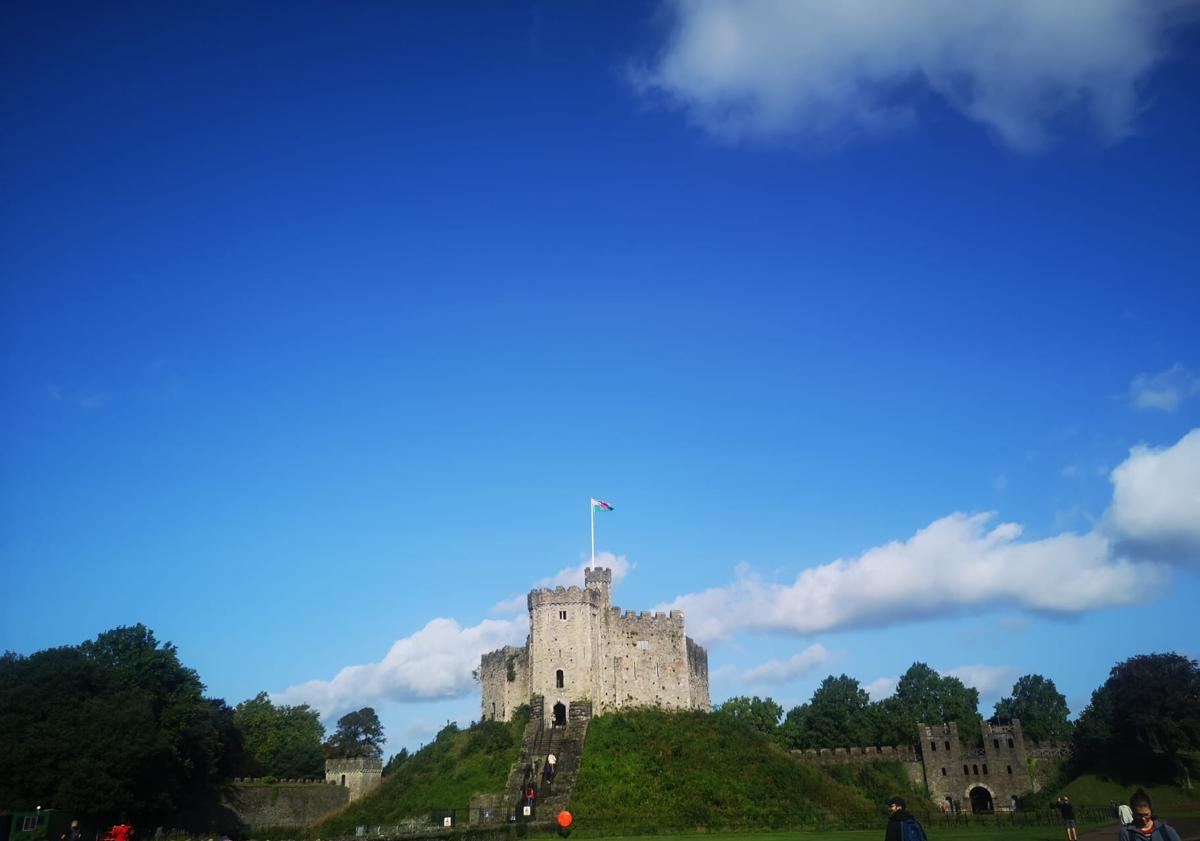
[1059, 797, 1078, 841]
[1119, 790, 1182, 841]
[542, 757, 556, 792]
[885, 797, 926, 841]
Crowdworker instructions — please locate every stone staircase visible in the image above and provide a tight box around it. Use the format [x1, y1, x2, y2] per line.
[499, 696, 590, 821]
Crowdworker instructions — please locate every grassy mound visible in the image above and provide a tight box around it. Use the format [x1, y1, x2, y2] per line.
[568, 709, 923, 831]
[1061, 775, 1200, 816]
[313, 708, 530, 837]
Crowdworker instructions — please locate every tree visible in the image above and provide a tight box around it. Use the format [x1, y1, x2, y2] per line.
[1073, 653, 1200, 782]
[233, 692, 326, 778]
[0, 626, 230, 827]
[324, 707, 386, 759]
[382, 748, 409, 776]
[878, 662, 981, 745]
[779, 675, 877, 749]
[993, 674, 1072, 742]
[712, 695, 783, 738]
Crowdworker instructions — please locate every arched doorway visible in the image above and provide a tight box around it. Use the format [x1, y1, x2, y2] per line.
[553, 702, 567, 727]
[969, 786, 994, 814]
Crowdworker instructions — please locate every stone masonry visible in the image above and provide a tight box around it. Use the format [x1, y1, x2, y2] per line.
[797, 718, 1070, 812]
[325, 757, 383, 802]
[481, 567, 710, 725]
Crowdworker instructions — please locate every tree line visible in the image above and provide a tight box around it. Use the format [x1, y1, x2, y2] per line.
[712, 655, 1199, 784]
[0, 625, 384, 830]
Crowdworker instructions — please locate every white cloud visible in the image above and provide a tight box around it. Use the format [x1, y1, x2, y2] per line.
[946, 664, 1019, 697]
[742, 644, 831, 684]
[1129, 363, 1200, 412]
[1107, 428, 1200, 565]
[273, 616, 527, 721]
[662, 427, 1199, 644]
[865, 676, 898, 700]
[662, 513, 1155, 643]
[489, 594, 528, 615]
[632, 0, 1188, 150]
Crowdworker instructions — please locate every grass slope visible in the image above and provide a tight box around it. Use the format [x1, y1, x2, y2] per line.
[568, 709, 926, 831]
[314, 709, 529, 837]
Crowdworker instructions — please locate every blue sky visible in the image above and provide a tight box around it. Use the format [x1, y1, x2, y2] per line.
[3, 1, 1199, 755]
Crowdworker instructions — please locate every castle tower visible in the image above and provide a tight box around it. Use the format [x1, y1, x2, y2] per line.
[584, 566, 612, 608]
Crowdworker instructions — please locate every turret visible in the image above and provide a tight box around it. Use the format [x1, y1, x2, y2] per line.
[584, 566, 612, 607]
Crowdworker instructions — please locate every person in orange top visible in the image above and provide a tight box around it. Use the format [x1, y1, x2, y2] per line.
[1118, 790, 1181, 841]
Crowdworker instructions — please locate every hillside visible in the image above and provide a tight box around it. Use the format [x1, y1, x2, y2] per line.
[568, 709, 923, 830]
[315, 708, 530, 837]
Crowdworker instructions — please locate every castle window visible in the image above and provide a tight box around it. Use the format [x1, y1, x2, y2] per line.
[963, 765, 969, 775]
[982, 764, 988, 775]
[930, 741, 937, 752]
[941, 768, 947, 776]
[972, 764, 979, 775]
[1008, 738, 1014, 748]
[1007, 765, 1013, 775]
[638, 640, 649, 651]
[945, 740, 950, 750]
[993, 739, 1000, 748]
[556, 669, 564, 689]
[559, 610, 567, 620]
[341, 774, 346, 786]
[492, 702, 496, 719]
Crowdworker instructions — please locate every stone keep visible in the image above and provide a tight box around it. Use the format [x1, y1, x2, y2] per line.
[481, 567, 710, 724]
[325, 757, 382, 802]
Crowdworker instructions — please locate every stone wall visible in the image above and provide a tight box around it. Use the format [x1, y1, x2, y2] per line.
[325, 757, 383, 802]
[796, 745, 925, 788]
[223, 781, 348, 829]
[480, 645, 529, 722]
[802, 720, 1071, 812]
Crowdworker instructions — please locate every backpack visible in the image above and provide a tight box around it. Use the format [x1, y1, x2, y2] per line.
[900, 818, 928, 841]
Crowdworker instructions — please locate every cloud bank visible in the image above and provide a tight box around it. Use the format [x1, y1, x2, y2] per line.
[273, 616, 527, 721]
[662, 428, 1199, 644]
[633, 0, 1189, 150]
[742, 644, 831, 684]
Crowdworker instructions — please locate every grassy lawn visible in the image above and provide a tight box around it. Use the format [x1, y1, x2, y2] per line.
[572, 825, 1110, 841]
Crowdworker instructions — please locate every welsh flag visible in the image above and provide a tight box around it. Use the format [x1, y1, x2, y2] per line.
[591, 498, 614, 512]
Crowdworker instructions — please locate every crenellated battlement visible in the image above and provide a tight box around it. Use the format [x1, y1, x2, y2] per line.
[527, 585, 602, 609]
[799, 744, 921, 764]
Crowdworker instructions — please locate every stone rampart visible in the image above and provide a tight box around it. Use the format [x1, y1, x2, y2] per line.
[223, 781, 348, 829]
[325, 757, 383, 802]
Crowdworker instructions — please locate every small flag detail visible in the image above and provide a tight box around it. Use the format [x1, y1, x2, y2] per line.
[591, 498, 614, 511]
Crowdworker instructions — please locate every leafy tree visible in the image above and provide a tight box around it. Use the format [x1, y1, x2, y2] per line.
[382, 747, 409, 776]
[324, 707, 386, 759]
[782, 675, 877, 749]
[1073, 653, 1200, 782]
[877, 662, 981, 745]
[712, 695, 783, 738]
[234, 692, 326, 778]
[993, 674, 1072, 742]
[0, 626, 229, 826]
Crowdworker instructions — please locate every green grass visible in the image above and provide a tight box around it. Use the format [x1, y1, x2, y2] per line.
[567, 709, 926, 831]
[1061, 775, 1200, 816]
[305, 709, 531, 838]
[578, 828, 1109, 841]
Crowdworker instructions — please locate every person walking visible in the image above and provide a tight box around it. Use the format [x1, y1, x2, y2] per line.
[1119, 790, 1182, 841]
[885, 797, 926, 841]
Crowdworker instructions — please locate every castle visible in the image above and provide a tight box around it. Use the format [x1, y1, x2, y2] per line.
[480, 566, 710, 725]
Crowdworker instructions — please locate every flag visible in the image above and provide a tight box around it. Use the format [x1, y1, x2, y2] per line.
[591, 498, 613, 512]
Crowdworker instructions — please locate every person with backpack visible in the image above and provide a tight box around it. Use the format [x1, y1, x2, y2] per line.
[885, 797, 927, 841]
[1119, 790, 1182, 841]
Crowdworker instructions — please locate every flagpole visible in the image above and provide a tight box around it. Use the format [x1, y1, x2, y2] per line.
[590, 498, 595, 569]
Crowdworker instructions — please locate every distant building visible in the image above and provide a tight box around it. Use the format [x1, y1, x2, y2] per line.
[480, 566, 710, 726]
